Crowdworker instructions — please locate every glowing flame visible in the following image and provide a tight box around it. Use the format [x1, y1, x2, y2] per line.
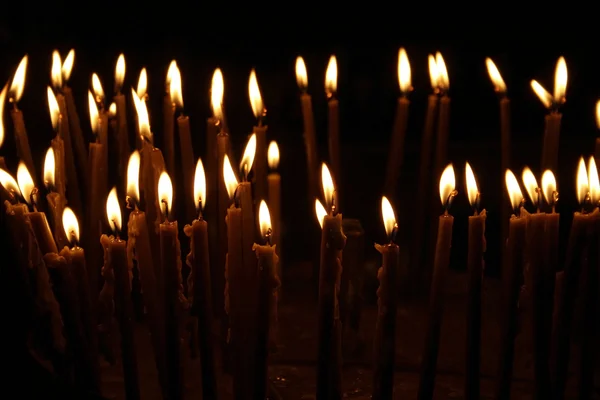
[47, 87, 60, 131]
[106, 187, 122, 233]
[541, 170, 557, 206]
[485, 58, 506, 94]
[268, 141, 279, 170]
[465, 162, 479, 208]
[223, 155, 239, 200]
[531, 80, 553, 109]
[398, 48, 411, 94]
[108, 102, 117, 118]
[325, 55, 337, 96]
[91, 73, 105, 103]
[381, 196, 397, 239]
[596, 100, 600, 130]
[62, 49, 74, 82]
[211, 68, 224, 120]
[0, 168, 20, 197]
[126, 150, 140, 203]
[43, 147, 55, 189]
[577, 157, 589, 206]
[522, 166, 540, 205]
[51, 50, 62, 90]
[115, 54, 125, 93]
[321, 163, 335, 212]
[554, 56, 567, 103]
[240, 134, 257, 179]
[166, 60, 178, 89]
[10, 55, 28, 102]
[588, 156, 599, 205]
[169, 63, 183, 109]
[435, 52, 449, 91]
[248, 69, 264, 119]
[132, 88, 151, 140]
[62, 207, 80, 244]
[295, 56, 308, 90]
[17, 162, 34, 204]
[194, 158, 206, 211]
[505, 169, 524, 212]
[88, 90, 99, 134]
[428, 54, 438, 91]
[158, 172, 173, 219]
[137, 68, 147, 99]
[0, 84, 7, 148]
[315, 199, 327, 229]
[258, 200, 272, 239]
[439, 164, 456, 207]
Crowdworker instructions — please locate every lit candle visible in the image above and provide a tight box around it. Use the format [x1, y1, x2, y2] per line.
[384, 48, 412, 200]
[47, 87, 66, 199]
[44, 147, 68, 249]
[372, 196, 400, 400]
[206, 68, 222, 223]
[100, 188, 140, 400]
[267, 141, 281, 284]
[418, 164, 457, 400]
[249, 69, 268, 202]
[113, 54, 130, 185]
[315, 163, 345, 400]
[464, 162, 486, 400]
[91, 73, 109, 147]
[163, 60, 177, 177]
[531, 56, 567, 172]
[0, 84, 7, 169]
[325, 56, 341, 208]
[432, 52, 451, 186]
[495, 169, 527, 400]
[134, 68, 148, 150]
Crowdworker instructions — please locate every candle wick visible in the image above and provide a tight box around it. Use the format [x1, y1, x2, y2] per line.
[444, 189, 458, 213]
[7, 189, 17, 204]
[111, 219, 120, 239]
[30, 188, 39, 212]
[126, 196, 137, 211]
[69, 230, 78, 248]
[265, 227, 272, 246]
[197, 198, 204, 220]
[390, 223, 398, 244]
[161, 198, 170, 222]
[10, 97, 18, 111]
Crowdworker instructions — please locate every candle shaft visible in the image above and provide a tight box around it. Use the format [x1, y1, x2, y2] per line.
[86, 142, 107, 296]
[216, 132, 230, 317]
[51, 134, 66, 199]
[268, 172, 281, 282]
[300, 93, 318, 202]
[433, 96, 451, 184]
[205, 118, 218, 242]
[63, 87, 88, 174]
[114, 94, 130, 181]
[10, 109, 36, 181]
[47, 192, 69, 249]
[177, 115, 196, 222]
[57, 93, 83, 216]
[340, 219, 365, 340]
[327, 99, 341, 207]
[541, 112, 562, 172]
[29, 211, 58, 255]
[253, 125, 268, 202]
[500, 97, 511, 287]
[384, 97, 410, 200]
[163, 96, 175, 178]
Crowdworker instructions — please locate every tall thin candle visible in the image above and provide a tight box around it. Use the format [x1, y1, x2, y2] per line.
[267, 141, 281, 285]
[249, 70, 268, 202]
[432, 53, 451, 190]
[325, 56, 341, 208]
[44, 148, 68, 249]
[163, 60, 177, 177]
[113, 54, 130, 183]
[134, 68, 148, 150]
[47, 87, 66, 199]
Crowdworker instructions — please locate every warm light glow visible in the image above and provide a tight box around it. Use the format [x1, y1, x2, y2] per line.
[10, 55, 28, 102]
[43, 147, 55, 189]
[315, 199, 327, 229]
[137, 68, 148, 99]
[194, 158, 206, 211]
[132, 89, 151, 140]
[428, 54, 438, 91]
[51, 50, 62, 90]
[576, 157, 589, 206]
[223, 155, 239, 200]
[596, 100, 600, 130]
[321, 163, 335, 212]
[258, 200, 272, 239]
[325, 55, 337, 96]
[588, 156, 599, 205]
[541, 170, 557, 206]
[17, 162, 34, 204]
[0, 168, 20, 197]
[62, 207, 80, 244]
[47, 86, 60, 131]
[115, 54, 125, 93]
[62, 49, 75, 82]
[91, 73, 105, 103]
[248, 69, 264, 119]
[240, 134, 257, 179]
[166, 60, 178, 88]
[531, 80, 552, 109]
[211, 68, 224, 120]
[465, 162, 479, 208]
[435, 52, 449, 91]
[0, 84, 7, 148]
[521, 166, 540, 205]
[381, 196, 397, 238]
[158, 172, 173, 219]
[169, 63, 183, 109]
[295, 56, 308, 90]
[439, 164, 456, 207]
[268, 141, 279, 170]
[398, 48, 411, 94]
[485, 58, 506, 93]
[106, 187, 122, 233]
[554, 56, 567, 103]
[126, 150, 140, 202]
[88, 90, 99, 134]
[505, 169, 524, 212]
[108, 102, 117, 118]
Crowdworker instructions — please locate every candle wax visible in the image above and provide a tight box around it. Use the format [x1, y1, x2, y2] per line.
[163, 95, 175, 178]
[29, 211, 58, 255]
[268, 172, 281, 282]
[47, 192, 69, 249]
[541, 112, 562, 172]
[216, 132, 231, 317]
[63, 86, 88, 172]
[51, 135, 66, 198]
[10, 109, 36, 182]
[114, 94, 130, 180]
[300, 92, 318, 202]
[327, 99, 341, 207]
[177, 115, 195, 222]
[253, 125, 268, 202]
[57, 93, 82, 217]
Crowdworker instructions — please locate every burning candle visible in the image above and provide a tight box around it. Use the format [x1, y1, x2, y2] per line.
[47, 87, 66, 199]
[315, 163, 345, 400]
[0, 84, 7, 169]
[384, 48, 412, 200]
[372, 196, 400, 400]
[113, 54, 130, 184]
[325, 56, 341, 208]
[206, 68, 222, 223]
[267, 141, 281, 284]
[44, 147, 68, 249]
[432, 53, 451, 186]
[134, 68, 148, 149]
[249, 69, 268, 202]
[418, 164, 457, 400]
[531, 56, 567, 172]
[163, 60, 177, 177]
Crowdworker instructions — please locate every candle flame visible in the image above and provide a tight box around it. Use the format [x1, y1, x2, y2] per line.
[505, 169, 524, 213]
[10, 55, 28, 102]
[398, 48, 412, 94]
[158, 172, 173, 219]
[485, 58, 506, 94]
[0, 168, 20, 197]
[436, 52, 449, 92]
[43, 147, 55, 189]
[588, 156, 599, 205]
[315, 199, 327, 229]
[577, 157, 589, 206]
[325, 55, 338, 96]
[554, 56, 567, 104]
[295, 56, 308, 90]
[62, 207, 80, 244]
[465, 162, 479, 208]
[166, 60, 178, 89]
[88, 90, 99, 134]
[169, 63, 183, 109]
[428, 54, 438, 91]
[541, 170, 557, 206]
[521, 166, 540, 206]
[108, 102, 117, 118]
[321, 163, 336, 212]
[439, 164, 456, 208]
[211, 68, 224, 120]
[137, 68, 148, 99]
[531, 80, 553, 109]
[51, 50, 63, 90]
[268, 141, 279, 170]
[17, 161, 34, 204]
[0, 84, 6, 148]
[62, 49, 75, 82]
[91, 73, 105, 103]
[240, 134, 257, 179]
[381, 196, 397, 239]
[47, 86, 60, 132]
[126, 150, 140, 203]
[131, 88, 151, 141]
[194, 158, 206, 211]
[115, 54, 125, 93]
[258, 200, 272, 240]
[248, 69, 264, 119]
[223, 155, 239, 201]
[596, 100, 600, 130]
[106, 187, 122, 233]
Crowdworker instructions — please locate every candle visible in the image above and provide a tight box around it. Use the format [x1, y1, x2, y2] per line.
[113, 54, 130, 184]
[372, 196, 400, 400]
[158, 172, 185, 400]
[495, 170, 527, 400]
[325, 56, 341, 208]
[101, 188, 140, 400]
[252, 200, 280, 400]
[183, 158, 217, 400]
[0, 84, 7, 169]
[596, 102, 600, 165]
[163, 60, 177, 177]
[432, 52, 451, 187]
[134, 68, 148, 150]
[206, 69, 222, 231]
[47, 87, 66, 199]
[417, 164, 456, 400]
[464, 163, 486, 400]
[315, 163, 346, 400]
[267, 141, 282, 284]
[44, 147, 68, 249]
[384, 48, 411, 200]
[295, 56, 318, 202]
[541, 171, 559, 332]
[249, 69, 268, 202]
